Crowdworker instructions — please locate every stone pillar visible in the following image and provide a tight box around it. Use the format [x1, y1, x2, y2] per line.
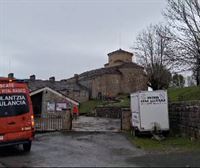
[121, 108, 131, 131]
[62, 110, 72, 130]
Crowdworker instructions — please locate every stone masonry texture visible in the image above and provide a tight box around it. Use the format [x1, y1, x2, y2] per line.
[169, 101, 200, 139]
[121, 108, 132, 131]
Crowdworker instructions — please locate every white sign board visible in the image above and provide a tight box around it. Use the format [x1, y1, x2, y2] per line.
[47, 102, 55, 112]
[56, 103, 67, 111]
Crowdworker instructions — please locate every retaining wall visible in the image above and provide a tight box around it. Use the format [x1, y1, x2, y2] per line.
[95, 107, 122, 119]
[169, 101, 200, 138]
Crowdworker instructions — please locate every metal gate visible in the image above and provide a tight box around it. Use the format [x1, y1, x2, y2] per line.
[34, 111, 72, 131]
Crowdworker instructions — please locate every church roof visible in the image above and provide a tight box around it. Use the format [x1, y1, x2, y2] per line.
[78, 62, 144, 80]
[78, 66, 122, 79]
[108, 48, 133, 56]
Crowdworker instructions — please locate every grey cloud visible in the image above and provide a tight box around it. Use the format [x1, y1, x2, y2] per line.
[0, 0, 166, 80]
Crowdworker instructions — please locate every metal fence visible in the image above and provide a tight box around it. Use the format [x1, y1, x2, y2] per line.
[34, 111, 72, 131]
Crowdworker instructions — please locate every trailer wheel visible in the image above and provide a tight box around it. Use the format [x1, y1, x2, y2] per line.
[162, 131, 170, 137]
[23, 141, 32, 152]
[132, 129, 136, 137]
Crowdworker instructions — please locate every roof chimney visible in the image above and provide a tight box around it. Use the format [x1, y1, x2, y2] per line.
[30, 75, 36, 81]
[74, 74, 79, 83]
[8, 73, 14, 79]
[49, 76, 55, 82]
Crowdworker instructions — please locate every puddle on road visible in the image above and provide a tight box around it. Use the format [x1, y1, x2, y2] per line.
[72, 116, 121, 132]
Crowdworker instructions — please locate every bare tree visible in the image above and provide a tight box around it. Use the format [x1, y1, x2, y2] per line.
[164, 0, 200, 85]
[133, 24, 173, 90]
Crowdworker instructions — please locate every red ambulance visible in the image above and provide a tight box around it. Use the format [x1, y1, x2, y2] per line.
[0, 77, 35, 152]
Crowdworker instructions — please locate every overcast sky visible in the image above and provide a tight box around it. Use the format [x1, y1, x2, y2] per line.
[0, 0, 166, 80]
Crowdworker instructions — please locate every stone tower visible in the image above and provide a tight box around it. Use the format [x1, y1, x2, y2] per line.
[104, 48, 133, 68]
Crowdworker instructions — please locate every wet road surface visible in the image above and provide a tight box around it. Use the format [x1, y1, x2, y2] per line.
[0, 116, 200, 167]
[0, 132, 200, 167]
[0, 132, 145, 167]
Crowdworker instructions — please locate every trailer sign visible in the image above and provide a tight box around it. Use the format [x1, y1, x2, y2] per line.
[140, 92, 167, 105]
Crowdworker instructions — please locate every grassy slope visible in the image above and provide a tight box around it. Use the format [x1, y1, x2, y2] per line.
[168, 86, 200, 102]
[79, 100, 103, 114]
[105, 94, 130, 107]
[79, 95, 130, 114]
[80, 86, 200, 113]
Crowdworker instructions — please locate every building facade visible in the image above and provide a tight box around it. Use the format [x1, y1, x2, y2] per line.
[26, 49, 148, 103]
[30, 87, 79, 116]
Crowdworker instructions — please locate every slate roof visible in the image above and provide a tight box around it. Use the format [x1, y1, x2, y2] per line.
[30, 86, 79, 105]
[107, 48, 133, 56]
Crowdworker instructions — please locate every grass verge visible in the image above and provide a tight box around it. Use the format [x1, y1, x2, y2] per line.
[79, 99, 106, 114]
[168, 86, 200, 102]
[127, 133, 200, 153]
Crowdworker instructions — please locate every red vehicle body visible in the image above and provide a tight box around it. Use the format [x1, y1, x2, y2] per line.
[0, 77, 35, 152]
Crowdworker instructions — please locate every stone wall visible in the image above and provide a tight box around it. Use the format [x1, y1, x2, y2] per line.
[108, 52, 132, 67]
[119, 66, 147, 94]
[91, 74, 122, 98]
[42, 90, 73, 114]
[107, 101, 200, 137]
[88, 64, 148, 99]
[95, 107, 122, 119]
[169, 101, 200, 138]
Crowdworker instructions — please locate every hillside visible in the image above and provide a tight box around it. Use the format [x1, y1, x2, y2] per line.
[80, 86, 200, 114]
[79, 94, 130, 114]
[168, 86, 200, 102]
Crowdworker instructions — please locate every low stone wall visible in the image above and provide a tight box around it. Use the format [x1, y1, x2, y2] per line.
[95, 107, 122, 119]
[119, 101, 200, 137]
[95, 101, 200, 138]
[169, 101, 200, 138]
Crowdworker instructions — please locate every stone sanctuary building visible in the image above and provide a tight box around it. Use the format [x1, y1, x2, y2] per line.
[26, 49, 147, 103]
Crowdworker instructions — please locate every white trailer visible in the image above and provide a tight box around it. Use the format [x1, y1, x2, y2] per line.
[130, 90, 169, 133]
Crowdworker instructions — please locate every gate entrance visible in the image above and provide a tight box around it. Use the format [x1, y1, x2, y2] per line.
[34, 111, 72, 131]
[34, 109, 129, 132]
